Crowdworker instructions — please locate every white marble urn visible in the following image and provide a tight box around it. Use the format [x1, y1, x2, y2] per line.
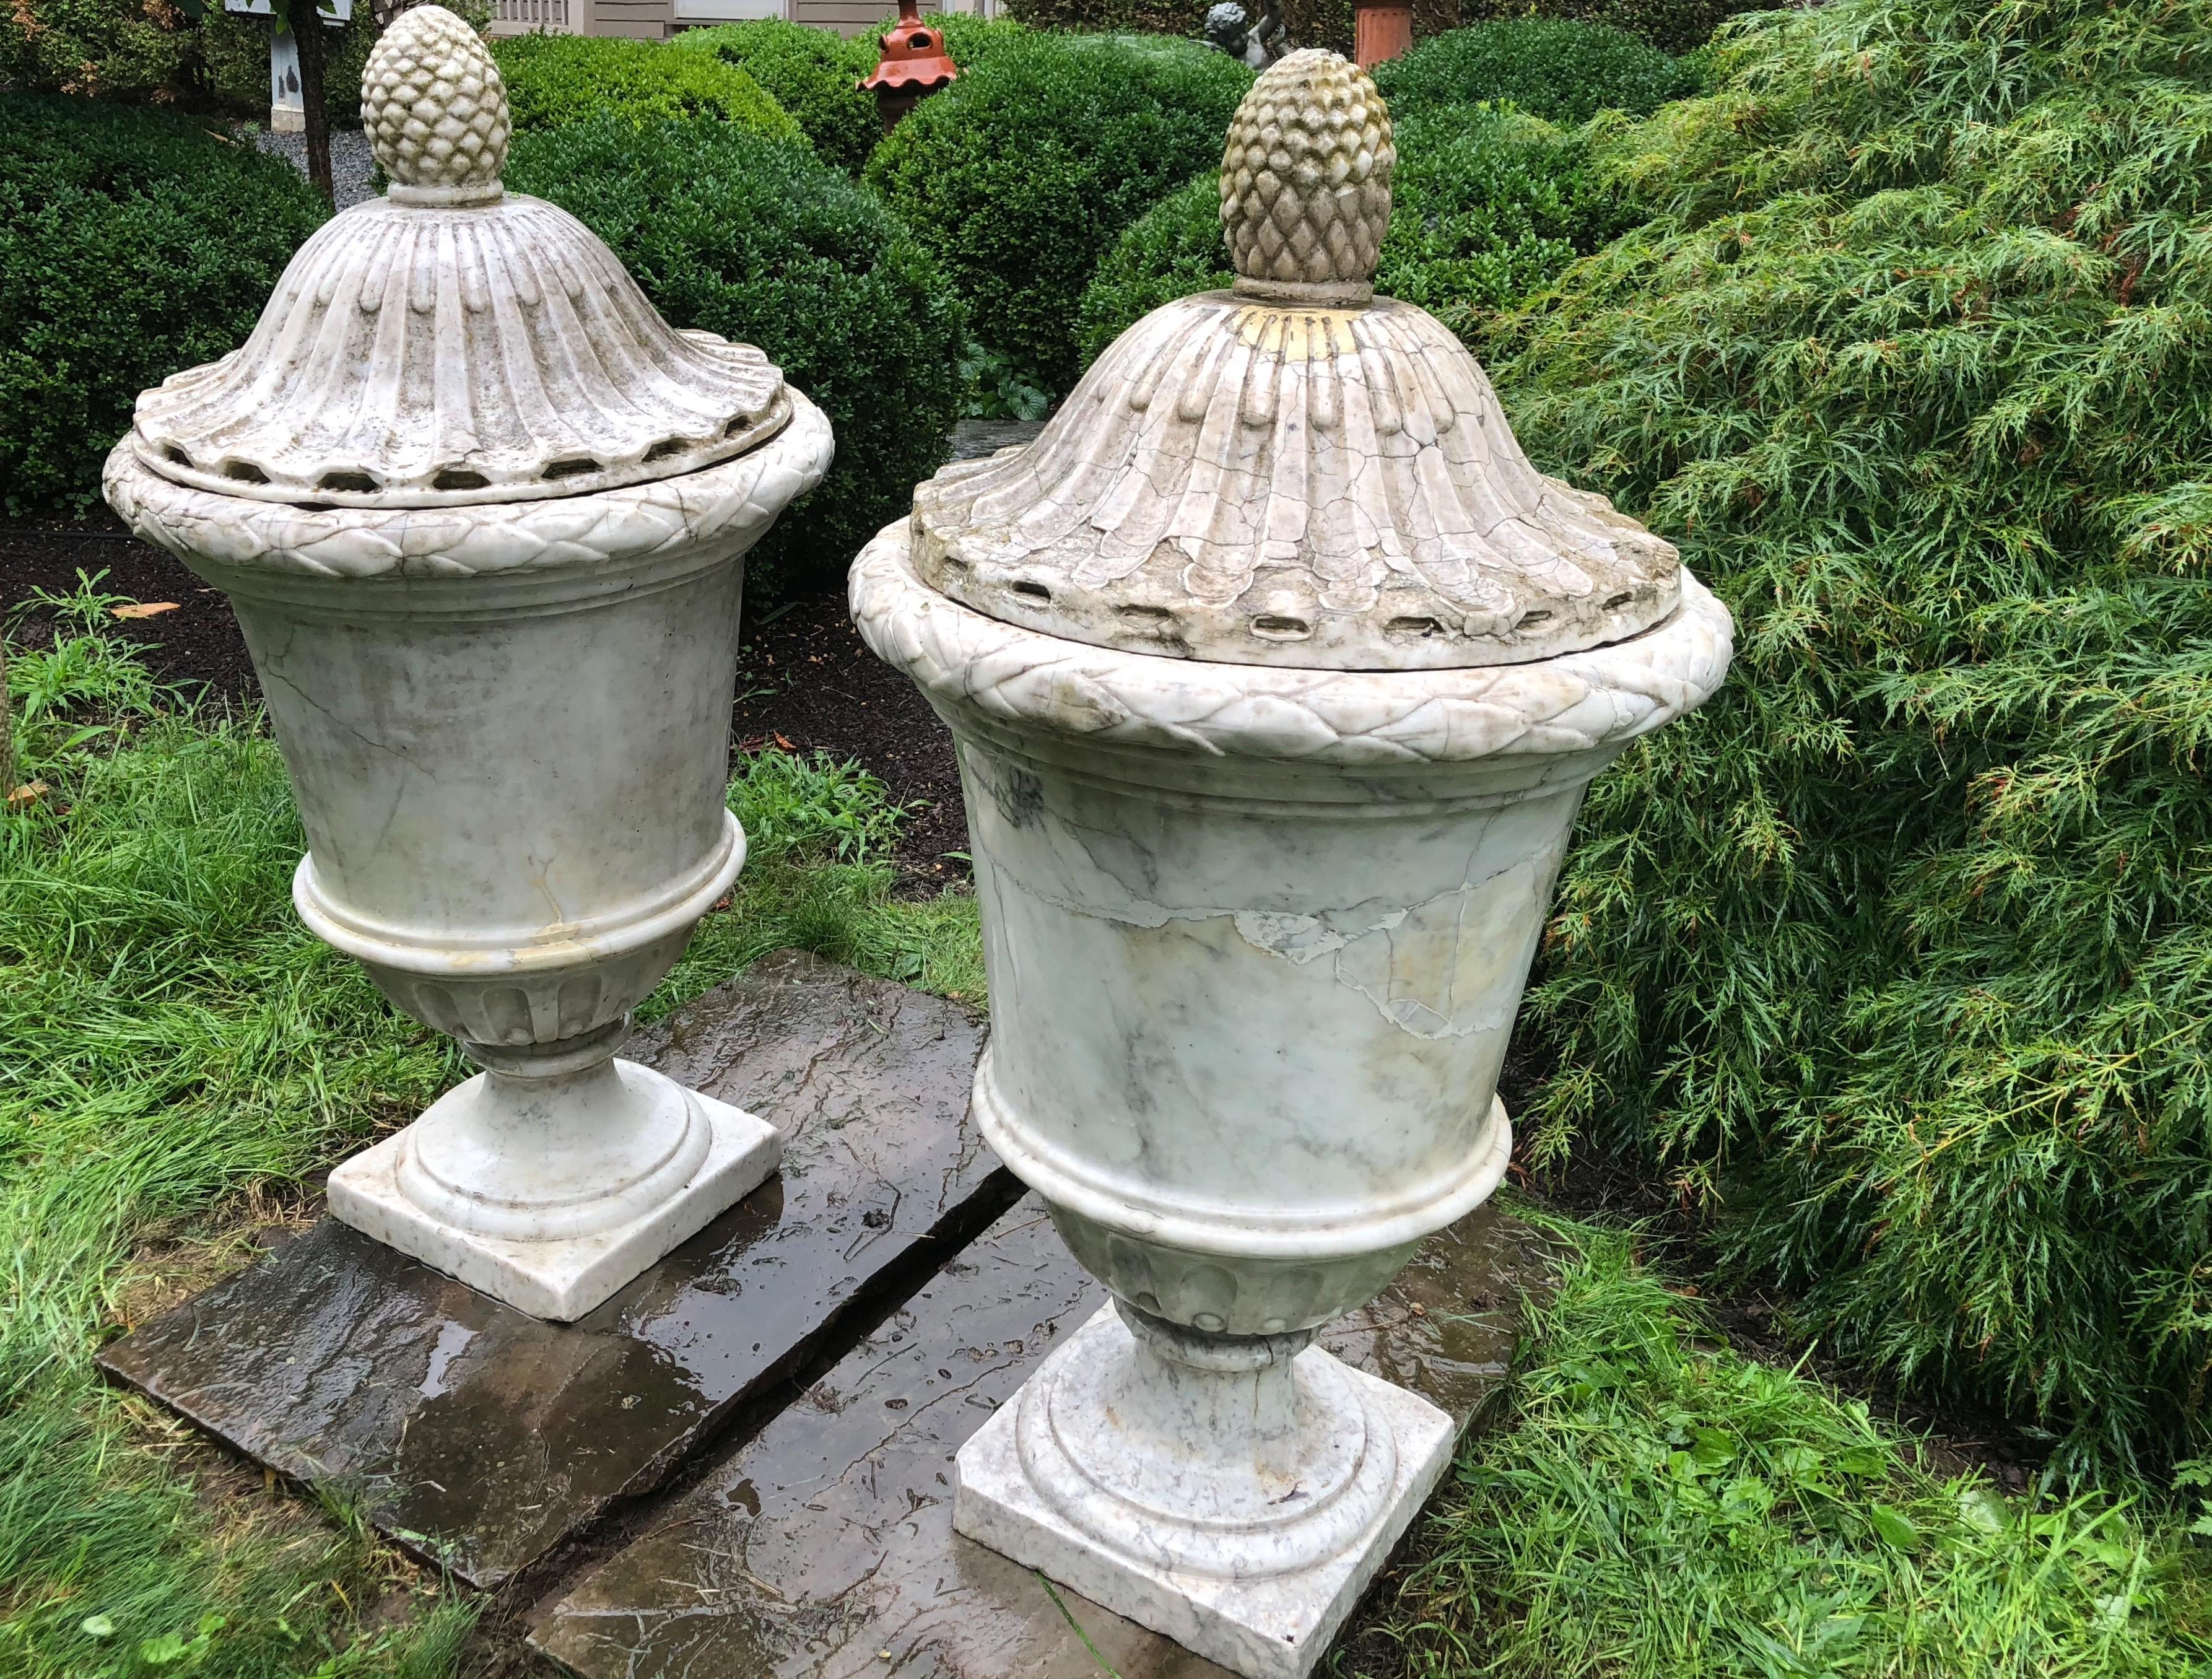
[852, 50, 1731, 1679]
[104, 6, 834, 1321]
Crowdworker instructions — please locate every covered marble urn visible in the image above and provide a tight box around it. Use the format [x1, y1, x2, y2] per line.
[851, 50, 1731, 1679]
[105, 6, 834, 1320]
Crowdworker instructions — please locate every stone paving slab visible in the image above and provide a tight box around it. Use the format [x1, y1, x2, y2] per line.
[98, 951, 1009, 1589]
[528, 1195, 1552, 1679]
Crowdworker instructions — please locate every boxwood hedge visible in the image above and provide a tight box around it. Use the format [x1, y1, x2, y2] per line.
[674, 19, 879, 173]
[0, 94, 327, 518]
[866, 30, 1250, 395]
[507, 114, 965, 591]
[1372, 18, 1700, 125]
[494, 32, 799, 142]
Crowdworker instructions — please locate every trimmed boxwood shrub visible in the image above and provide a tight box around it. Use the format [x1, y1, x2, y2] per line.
[672, 15, 1030, 176]
[1491, 0, 2212, 1476]
[1373, 19, 1699, 125]
[507, 115, 964, 591]
[0, 95, 327, 518]
[675, 20, 879, 173]
[866, 30, 1250, 395]
[891, 8, 1030, 71]
[1076, 104, 1628, 364]
[1460, 0, 1765, 56]
[493, 33, 799, 142]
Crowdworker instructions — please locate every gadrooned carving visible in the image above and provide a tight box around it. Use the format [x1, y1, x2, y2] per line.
[105, 397, 834, 580]
[854, 518, 1732, 766]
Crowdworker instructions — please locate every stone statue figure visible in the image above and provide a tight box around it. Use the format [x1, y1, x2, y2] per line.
[1204, 0, 1288, 68]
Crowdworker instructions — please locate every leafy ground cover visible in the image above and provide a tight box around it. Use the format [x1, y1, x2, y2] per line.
[1485, 0, 2212, 1478]
[6, 596, 2206, 1675]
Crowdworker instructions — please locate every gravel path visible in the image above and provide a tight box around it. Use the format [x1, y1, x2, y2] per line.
[253, 126, 378, 209]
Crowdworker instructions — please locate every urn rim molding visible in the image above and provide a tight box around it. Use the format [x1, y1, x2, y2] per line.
[975, 1053, 1513, 1262]
[292, 811, 748, 979]
[851, 519, 1734, 767]
[103, 398, 834, 582]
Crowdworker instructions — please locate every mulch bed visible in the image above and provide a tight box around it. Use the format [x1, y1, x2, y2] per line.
[2, 521, 968, 884]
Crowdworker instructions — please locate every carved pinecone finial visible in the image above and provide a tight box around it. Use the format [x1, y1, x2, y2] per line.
[362, 4, 510, 201]
[1220, 48, 1393, 305]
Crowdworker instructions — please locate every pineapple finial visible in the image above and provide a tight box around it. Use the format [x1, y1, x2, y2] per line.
[1219, 48, 1395, 307]
[362, 4, 512, 206]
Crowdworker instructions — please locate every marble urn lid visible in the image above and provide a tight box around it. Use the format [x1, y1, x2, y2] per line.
[124, 5, 793, 512]
[911, 49, 1679, 671]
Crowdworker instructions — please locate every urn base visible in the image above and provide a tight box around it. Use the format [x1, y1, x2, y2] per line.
[328, 1063, 781, 1320]
[954, 1303, 1455, 1679]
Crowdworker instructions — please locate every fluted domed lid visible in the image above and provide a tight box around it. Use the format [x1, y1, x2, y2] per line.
[910, 49, 1679, 671]
[126, 6, 791, 510]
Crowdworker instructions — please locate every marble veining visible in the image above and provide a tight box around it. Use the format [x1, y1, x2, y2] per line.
[855, 48, 1732, 1679]
[107, 5, 828, 1322]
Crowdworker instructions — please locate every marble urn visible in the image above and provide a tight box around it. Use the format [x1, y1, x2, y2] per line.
[851, 50, 1731, 1679]
[103, 6, 834, 1321]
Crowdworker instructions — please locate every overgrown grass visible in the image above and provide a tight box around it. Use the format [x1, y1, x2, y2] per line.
[0, 596, 973, 1677]
[1354, 1227, 2212, 1675]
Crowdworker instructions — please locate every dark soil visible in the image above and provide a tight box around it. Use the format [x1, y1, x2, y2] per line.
[2, 523, 969, 883]
[730, 591, 967, 892]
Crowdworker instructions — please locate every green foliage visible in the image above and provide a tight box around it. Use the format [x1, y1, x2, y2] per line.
[1377, 1225, 2210, 1674]
[0, 0, 201, 100]
[0, 614, 975, 1677]
[1002, 0, 1201, 35]
[507, 115, 965, 592]
[675, 0, 1026, 173]
[1374, 18, 1700, 126]
[1076, 103, 1629, 364]
[0, 0, 390, 115]
[1489, 0, 2212, 1475]
[727, 748, 914, 865]
[867, 30, 1251, 395]
[674, 20, 877, 172]
[0, 94, 326, 518]
[1459, 0, 1764, 56]
[492, 32, 799, 141]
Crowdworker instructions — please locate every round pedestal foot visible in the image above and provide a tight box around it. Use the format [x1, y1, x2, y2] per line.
[1014, 1301, 1399, 1581]
[394, 1029, 713, 1241]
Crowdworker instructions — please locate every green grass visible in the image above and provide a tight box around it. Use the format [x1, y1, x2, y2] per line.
[1354, 1226, 2212, 1675]
[2, 595, 2205, 1675]
[0, 587, 974, 1677]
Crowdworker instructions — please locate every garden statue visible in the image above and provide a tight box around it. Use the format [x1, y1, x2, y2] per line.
[105, 4, 834, 1321]
[1204, 0, 1288, 68]
[851, 48, 1731, 1679]
[861, 0, 959, 133]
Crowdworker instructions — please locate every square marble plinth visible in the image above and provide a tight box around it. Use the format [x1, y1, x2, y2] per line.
[954, 1305, 1457, 1679]
[100, 952, 1009, 1589]
[529, 1196, 1555, 1679]
[328, 1085, 782, 1322]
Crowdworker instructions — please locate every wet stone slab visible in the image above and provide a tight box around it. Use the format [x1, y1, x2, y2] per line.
[98, 951, 1009, 1589]
[529, 1195, 1552, 1679]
